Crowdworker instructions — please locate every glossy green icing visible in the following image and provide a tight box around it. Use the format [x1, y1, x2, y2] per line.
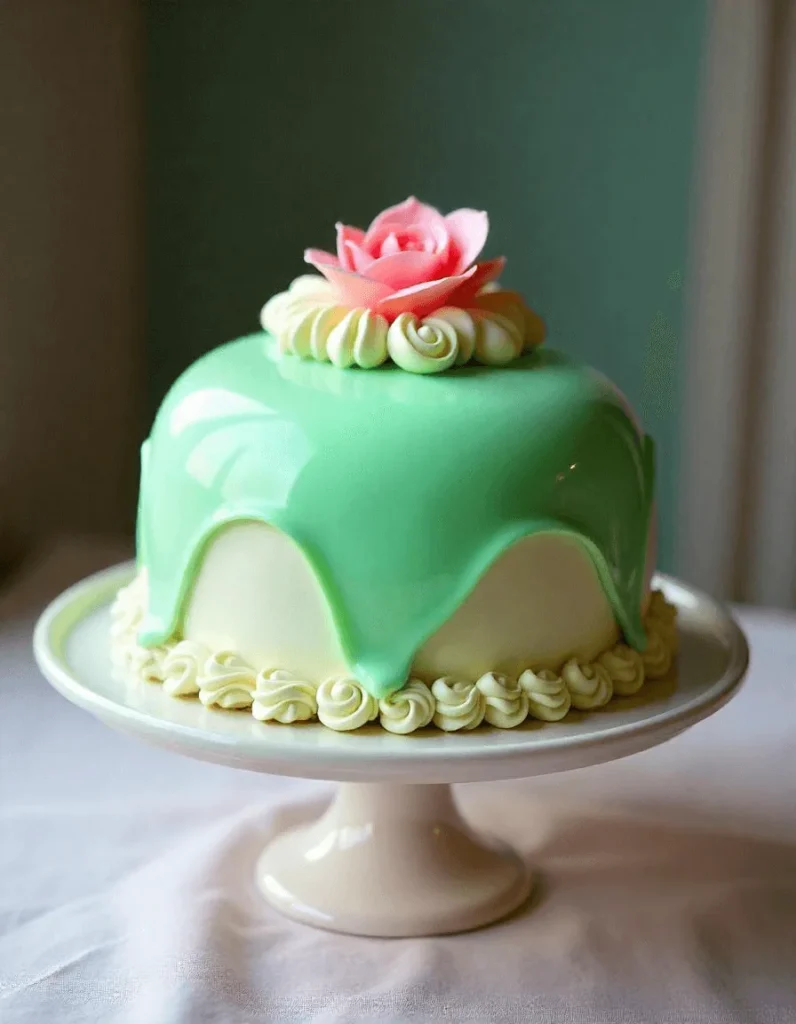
[138, 334, 654, 698]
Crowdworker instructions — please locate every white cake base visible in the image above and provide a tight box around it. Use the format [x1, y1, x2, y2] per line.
[183, 523, 626, 680]
[34, 565, 748, 936]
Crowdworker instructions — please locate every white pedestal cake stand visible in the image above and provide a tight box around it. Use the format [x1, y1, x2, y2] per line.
[34, 564, 748, 938]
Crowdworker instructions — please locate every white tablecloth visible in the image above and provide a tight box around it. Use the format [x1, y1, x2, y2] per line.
[1, 542, 795, 1023]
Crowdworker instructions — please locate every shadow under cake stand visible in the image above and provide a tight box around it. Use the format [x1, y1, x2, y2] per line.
[34, 565, 748, 938]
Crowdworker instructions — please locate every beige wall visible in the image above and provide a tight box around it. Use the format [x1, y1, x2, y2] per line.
[0, 1, 143, 559]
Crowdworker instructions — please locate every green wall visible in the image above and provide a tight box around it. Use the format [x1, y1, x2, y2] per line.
[148, 0, 706, 569]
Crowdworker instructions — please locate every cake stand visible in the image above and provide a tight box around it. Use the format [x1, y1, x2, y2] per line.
[33, 564, 748, 938]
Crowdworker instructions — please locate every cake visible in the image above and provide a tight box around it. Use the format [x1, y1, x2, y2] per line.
[112, 198, 677, 733]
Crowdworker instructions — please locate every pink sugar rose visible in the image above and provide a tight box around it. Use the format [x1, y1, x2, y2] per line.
[305, 197, 505, 321]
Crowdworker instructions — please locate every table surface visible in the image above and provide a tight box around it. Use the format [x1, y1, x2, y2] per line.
[1, 540, 795, 1024]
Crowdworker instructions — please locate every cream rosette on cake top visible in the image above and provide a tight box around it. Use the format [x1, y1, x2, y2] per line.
[261, 197, 545, 373]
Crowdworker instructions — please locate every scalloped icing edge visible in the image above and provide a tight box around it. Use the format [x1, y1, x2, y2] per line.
[110, 575, 678, 734]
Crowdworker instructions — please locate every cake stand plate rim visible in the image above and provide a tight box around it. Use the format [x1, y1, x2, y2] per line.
[32, 562, 749, 784]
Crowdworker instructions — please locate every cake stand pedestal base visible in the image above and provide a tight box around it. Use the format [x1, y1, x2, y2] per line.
[256, 782, 531, 937]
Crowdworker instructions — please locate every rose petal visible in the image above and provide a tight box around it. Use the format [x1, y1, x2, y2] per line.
[434, 256, 504, 307]
[367, 196, 431, 229]
[377, 226, 439, 256]
[377, 267, 478, 320]
[365, 250, 445, 291]
[468, 256, 505, 289]
[342, 240, 374, 274]
[365, 197, 448, 247]
[381, 231, 401, 256]
[445, 257, 506, 306]
[304, 248, 340, 269]
[444, 209, 489, 274]
[335, 223, 366, 270]
[366, 220, 449, 261]
[305, 256, 392, 309]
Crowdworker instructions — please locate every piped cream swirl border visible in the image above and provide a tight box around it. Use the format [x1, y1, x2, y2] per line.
[260, 275, 546, 374]
[111, 574, 677, 734]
